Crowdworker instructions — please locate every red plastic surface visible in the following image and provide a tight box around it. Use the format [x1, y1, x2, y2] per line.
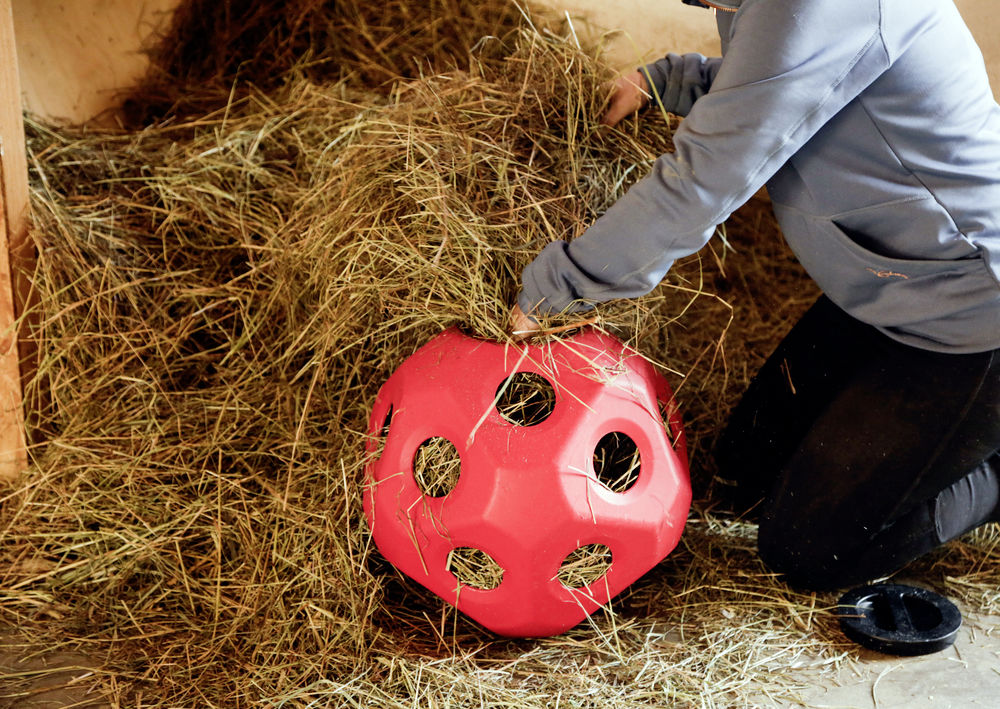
[363, 327, 691, 637]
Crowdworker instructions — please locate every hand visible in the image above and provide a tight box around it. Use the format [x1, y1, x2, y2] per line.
[510, 304, 541, 340]
[601, 70, 651, 127]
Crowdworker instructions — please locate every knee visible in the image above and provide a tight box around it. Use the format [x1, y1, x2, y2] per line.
[757, 517, 857, 592]
[759, 495, 946, 591]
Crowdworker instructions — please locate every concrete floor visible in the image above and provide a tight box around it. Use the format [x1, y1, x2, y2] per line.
[3, 609, 998, 707]
[771, 613, 1000, 709]
[0, 634, 100, 708]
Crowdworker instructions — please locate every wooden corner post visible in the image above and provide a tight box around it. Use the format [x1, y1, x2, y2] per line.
[0, 0, 29, 482]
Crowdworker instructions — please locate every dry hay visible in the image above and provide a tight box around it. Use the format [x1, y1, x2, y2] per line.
[414, 437, 463, 497]
[556, 543, 614, 589]
[125, 0, 528, 124]
[2, 1, 1000, 707]
[447, 547, 506, 591]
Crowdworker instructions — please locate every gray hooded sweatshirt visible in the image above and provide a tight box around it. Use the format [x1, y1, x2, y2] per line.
[517, 0, 1000, 353]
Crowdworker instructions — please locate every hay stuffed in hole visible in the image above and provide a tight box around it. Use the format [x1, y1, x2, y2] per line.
[363, 327, 691, 637]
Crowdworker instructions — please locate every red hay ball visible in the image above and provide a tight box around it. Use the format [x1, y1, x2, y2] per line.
[363, 327, 691, 637]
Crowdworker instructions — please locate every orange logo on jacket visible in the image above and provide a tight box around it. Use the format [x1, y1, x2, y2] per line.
[866, 268, 910, 280]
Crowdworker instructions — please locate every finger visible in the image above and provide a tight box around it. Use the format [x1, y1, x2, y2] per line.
[510, 305, 540, 339]
[601, 73, 650, 127]
[601, 98, 635, 127]
[602, 93, 647, 126]
[512, 318, 540, 337]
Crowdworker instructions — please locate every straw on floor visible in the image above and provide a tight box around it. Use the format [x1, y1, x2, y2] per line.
[2, 1, 999, 706]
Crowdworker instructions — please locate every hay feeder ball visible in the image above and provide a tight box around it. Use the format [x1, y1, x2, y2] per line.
[363, 327, 691, 637]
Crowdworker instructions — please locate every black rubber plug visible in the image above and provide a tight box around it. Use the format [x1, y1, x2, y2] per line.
[836, 583, 962, 656]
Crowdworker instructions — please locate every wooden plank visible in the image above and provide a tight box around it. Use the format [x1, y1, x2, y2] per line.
[0, 0, 28, 481]
[12, 0, 180, 125]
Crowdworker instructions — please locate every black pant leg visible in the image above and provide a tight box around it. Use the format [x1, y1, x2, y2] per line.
[772, 454, 999, 590]
[755, 330, 1000, 590]
[715, 296, 872, 514]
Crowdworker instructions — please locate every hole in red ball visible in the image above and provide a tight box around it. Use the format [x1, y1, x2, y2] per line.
[594, 432, 641, 492]
[557, 544, 613, 588]
[374, 405, 393, 459]
[413, 437, 461, 497]
[495, 372, 556, 426]
[447, 547, 504, 590]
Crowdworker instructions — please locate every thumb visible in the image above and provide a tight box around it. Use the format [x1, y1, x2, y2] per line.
[510, 304, 540, 339]
[602, 96, 635, 127]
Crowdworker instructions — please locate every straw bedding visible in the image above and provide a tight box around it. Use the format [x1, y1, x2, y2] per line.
[2, 1, 999, 706]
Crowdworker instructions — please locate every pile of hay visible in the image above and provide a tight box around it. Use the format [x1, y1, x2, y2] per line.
[3, 1, 1000, 706]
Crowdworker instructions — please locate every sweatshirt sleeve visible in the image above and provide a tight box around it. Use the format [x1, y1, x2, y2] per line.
[518, 0, 890, 318]
[642, 53, 724, 118]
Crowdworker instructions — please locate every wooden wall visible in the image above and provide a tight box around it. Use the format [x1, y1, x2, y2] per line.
[12, 0, 177, 125]
[0, 0, 28, 480]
